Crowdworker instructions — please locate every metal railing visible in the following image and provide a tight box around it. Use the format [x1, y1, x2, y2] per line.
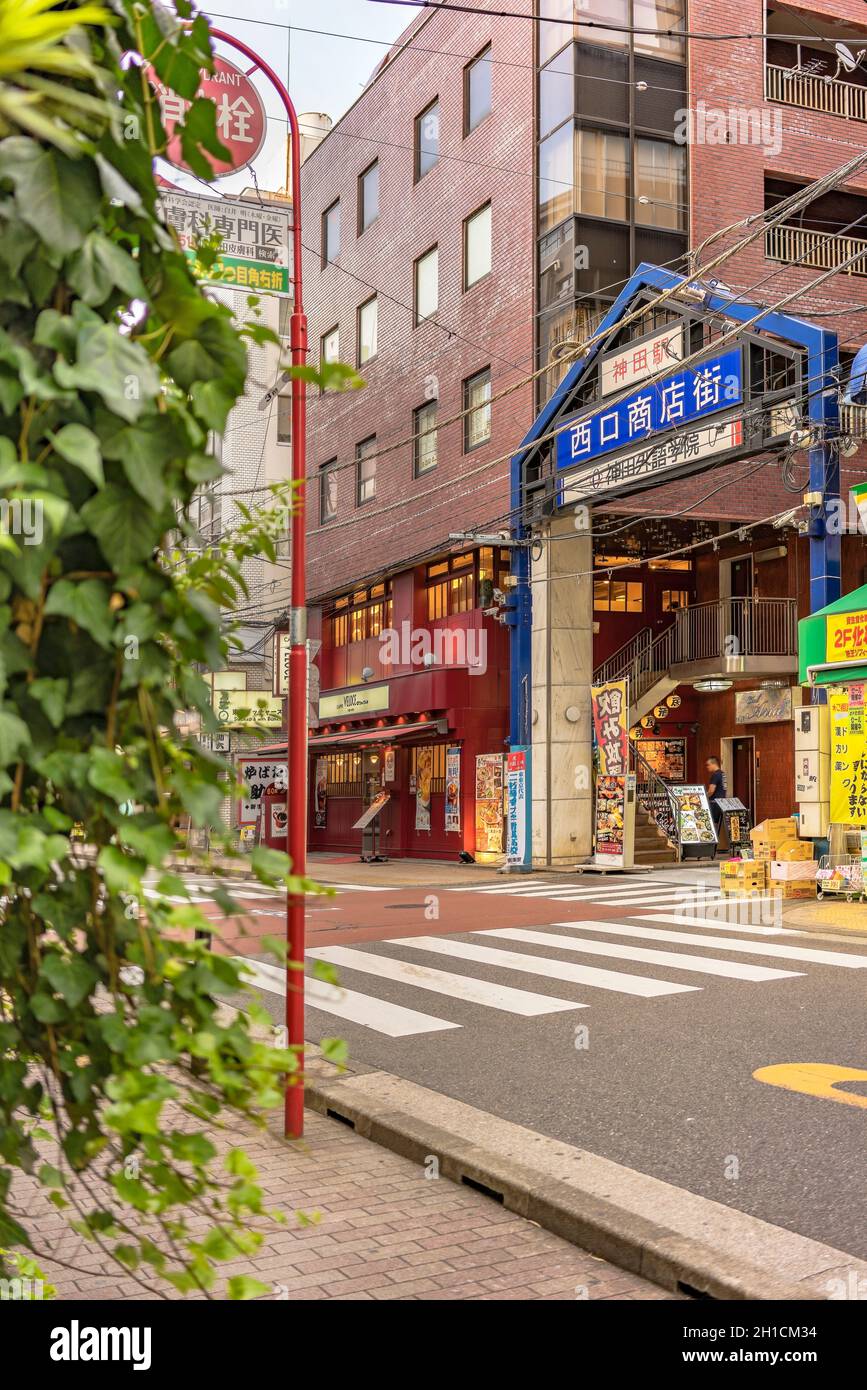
[765, 223, 867, 279]
[630, 742, 679, 851]
[841, 401, 867, 440]
[597, 598, 798, 705]
[593, 626, 652, 687]
[765, 63, 867, 124]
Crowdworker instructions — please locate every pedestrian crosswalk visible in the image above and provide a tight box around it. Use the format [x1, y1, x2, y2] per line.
[449, 875, 791, 921]
[143, 875, 396, 906]
[235, 904, 867, 1040]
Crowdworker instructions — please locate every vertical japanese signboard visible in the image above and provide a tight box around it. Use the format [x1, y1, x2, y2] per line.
[236, 757, 287, 825]
[445, 746, 461, 833]
[591, 682, 629, 866]
[830, 684, 867, 824]
[313, 757, 327, 829]
[506, 748, 530, 867]
[415, 746, 433, 831]
[475, 754, 504, 857]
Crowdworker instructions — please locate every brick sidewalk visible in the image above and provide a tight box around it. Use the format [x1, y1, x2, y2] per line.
[16, 1109, 675, 1302]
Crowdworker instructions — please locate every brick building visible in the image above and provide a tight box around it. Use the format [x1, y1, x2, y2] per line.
[287, 0, 867, 863]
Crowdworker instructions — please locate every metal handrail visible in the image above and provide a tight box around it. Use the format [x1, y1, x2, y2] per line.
[765, 223, 867, 279]
[630, 742, 679, 852]
[765, 62, 867, 124]
[593, 626, 652, 686]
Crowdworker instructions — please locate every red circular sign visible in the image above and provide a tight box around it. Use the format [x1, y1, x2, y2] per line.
[151, 56, 267, 179]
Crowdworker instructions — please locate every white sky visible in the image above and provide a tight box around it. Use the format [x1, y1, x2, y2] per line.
[178, 2, 422, 197]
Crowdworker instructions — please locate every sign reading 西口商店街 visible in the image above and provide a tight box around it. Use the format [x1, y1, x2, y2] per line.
[826, 610, 867, 666]
[830, 684, 867, 824]
[318, 685, 389, 719]
[160, 190, 290, 295]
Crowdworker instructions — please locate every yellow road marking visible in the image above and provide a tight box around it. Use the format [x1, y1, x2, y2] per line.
[753, 1063, 867, 1109]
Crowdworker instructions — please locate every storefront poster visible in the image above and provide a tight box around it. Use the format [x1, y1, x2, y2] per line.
[826, 610, 867, 665]
[237, 758, 287, 825]
[591, 681, 629, 775]
[415, 746, 433, 832]
[445, 746, 461, 833]
[829, 684, 867, 824]
[475, 754, 504, 855]
[383, 748, 396, 783]
[595, 775, 626, 859]
[270, 802, 288, 839]
[505, 749, 529, 865]
[313, 756, 327, 829]
[670, 785, 717, 845]
[637, 738, 685, 782]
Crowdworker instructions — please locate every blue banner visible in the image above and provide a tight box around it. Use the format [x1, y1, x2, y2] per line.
[556, 348, 743, 472]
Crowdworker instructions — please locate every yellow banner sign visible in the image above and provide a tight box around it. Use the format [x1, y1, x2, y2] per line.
[212, 689, 284, 728]
[826, 609, 867, 665]
[829, 684, 867, 824]
[319, 685, 389, 719]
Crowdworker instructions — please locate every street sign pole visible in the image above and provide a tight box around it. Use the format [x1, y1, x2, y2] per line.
[206, 28, 309, 1138]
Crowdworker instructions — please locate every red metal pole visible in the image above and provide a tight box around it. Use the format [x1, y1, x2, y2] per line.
[207, 30, 308, 1137]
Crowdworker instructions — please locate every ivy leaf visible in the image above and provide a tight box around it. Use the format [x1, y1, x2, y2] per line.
[79, 490, 158, 570]
[40, 954, 99, 1008]
[88, 750, 138, 804]
[68, 232, 144, 307]
[116, 820, 176, 866]
[0, 709, 30, 766]
[178, 97, 233, 181]
[54, 321, 159, 423]
[49, 424, 104, 487]
[97, 845, 147, 894]
[28, 677, 68, 729]
[0, 139, 99, 254]
[44, 578, 113, 648]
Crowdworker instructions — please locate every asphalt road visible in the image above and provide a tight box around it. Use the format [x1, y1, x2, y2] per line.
[185, 871, 867, 1261]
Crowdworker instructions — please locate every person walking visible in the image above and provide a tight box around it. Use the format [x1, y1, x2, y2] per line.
[705, 755, 727, 850]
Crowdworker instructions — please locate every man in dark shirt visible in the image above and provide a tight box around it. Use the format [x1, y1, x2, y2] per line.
[705, 756, 727, 843]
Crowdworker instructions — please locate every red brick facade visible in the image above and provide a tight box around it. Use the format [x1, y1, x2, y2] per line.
[300, 0, 535, 604]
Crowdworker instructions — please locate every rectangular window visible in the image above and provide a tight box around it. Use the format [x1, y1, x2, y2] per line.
[538, 121, 574, 233]
[414, 401, 438, 476]
[356, 435, 376, 506]
[464, 368, 492, 451]
[358, 160, 379, 233]
[593, 579, 643, 612]
[276, 393, 291, 445]
[415, 98, 439, 180]
[634, 0, 686, 61]
[465, 44, 492, 133]
[577, 127, 628, 221]
[358, 295, 378, 365]
[661, 589, 689, 612]
[415, 246, 438, 324]
[319, 459, 337, 524]
[464, 202, 492, 289]
[539, 47, 574, 139]
[332, 612, 348, 647]
[634, 138, 685, 230]
[322, 199, 340, 265]
[320, 326, 339, 393]
[350, 607, 366, 643]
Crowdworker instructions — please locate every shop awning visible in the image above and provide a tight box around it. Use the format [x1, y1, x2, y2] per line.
[799, 582, 867, 686]
[253, 718, 448, 756]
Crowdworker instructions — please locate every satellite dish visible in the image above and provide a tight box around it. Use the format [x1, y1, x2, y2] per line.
[835, 43, 858, 72]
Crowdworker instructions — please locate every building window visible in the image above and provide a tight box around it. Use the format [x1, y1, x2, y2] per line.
[414, 401, 438, 476]
[356, 435, 376, 506]
[332, 612, 348, 647]
[463, 368, 491, 451]
[415, 98, 439, 180]
[322, 199, 340, 265]
[661, 589, 689, 612]
[358, 160, 379, 233]
[320, 325, 339, 393]
[276, 393, 291, 445]
[465, 44, 492, 133]
[539, 46, 574, 139]
[541, 0, 687, 66]
[319, 459, 337, 524]
[415, 246, 438, 324]
[593, 579, 643, 612]
[577, 127, 628, 221]
[323, 751, 362, 797]
[425, 553, 479, 619]
[464, 202, 492, 289]
[634, 138, 685, 230]
[538, 122, 573, 233]
[358, 295, 378, 365]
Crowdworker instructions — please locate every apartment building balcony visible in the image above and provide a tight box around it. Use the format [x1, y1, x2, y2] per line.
[765, 63, 867, 124]
[765, 223, 867, 279]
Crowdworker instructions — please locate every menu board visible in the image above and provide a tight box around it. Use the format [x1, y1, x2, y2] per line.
[475, 754, 504, 855]
[830, 683, 867, 824]
[595, 775, 626, 859]
[445, 746, 461, 833]
[670, 785, 717, 845]
[637, 738, 685, 783]
[415, 746, 433, 831]
[353, 790, 391, 831]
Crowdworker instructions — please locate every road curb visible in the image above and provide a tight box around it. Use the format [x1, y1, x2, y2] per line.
[302, 1057, 863, 1301]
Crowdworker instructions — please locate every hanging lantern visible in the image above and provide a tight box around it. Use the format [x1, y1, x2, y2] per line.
[653, 704, 669, 719]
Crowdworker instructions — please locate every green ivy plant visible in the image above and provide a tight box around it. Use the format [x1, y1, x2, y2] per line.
[0, 0, 341, 1297]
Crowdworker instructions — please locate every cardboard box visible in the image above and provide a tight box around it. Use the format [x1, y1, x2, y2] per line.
[772, 881, 816, 900]
[720, 861, 767, 893]
[775, 840, 815, 863]
[751, 818, 798, 846]
[770, 860, 818, 882]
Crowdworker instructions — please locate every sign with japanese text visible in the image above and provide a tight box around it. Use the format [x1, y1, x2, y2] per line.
[161, 189, 290, 294]
[591, 681, 629, 776]
[152, 56, 267, 177]
[319, 685, 389, 720]
[594, 775, 626, 860]
[601, 324, 685, 396]
[826, 609, 867, 666]
[236, 757, 286, 825]
[670, 786, 717, 846]
[213, 687, 284, 727]
[830, 684, 867, 824]
[445, 746, 461, 833]
[505, 748, 529, 866]
[560, 416, 743, 508]
[556, 348, 743, 473]
[415, 746, 432, 831]
[475, 754, 504, 857]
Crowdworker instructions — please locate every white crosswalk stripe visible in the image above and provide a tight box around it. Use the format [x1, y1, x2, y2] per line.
[552, 920, 867, 968]
[389, 935, 698, 997]
[307, 946, 585, 1016]
[475, 927, 802, 983]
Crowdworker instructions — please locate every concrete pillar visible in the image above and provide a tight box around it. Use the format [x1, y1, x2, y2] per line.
[531, 515, 594, 866]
